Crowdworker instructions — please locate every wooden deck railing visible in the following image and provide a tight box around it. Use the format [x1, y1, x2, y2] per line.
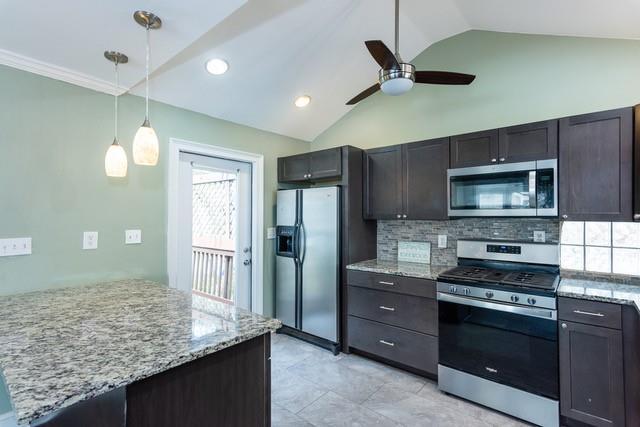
[192, 246, 234, 301]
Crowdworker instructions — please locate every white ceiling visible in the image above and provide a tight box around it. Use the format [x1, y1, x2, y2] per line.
[2, 0, 640, 141]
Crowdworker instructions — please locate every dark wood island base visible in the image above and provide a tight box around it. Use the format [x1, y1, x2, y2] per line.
[34, 334, 271, 427]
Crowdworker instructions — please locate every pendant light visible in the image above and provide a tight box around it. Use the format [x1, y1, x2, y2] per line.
[104, 51, 129, 178]
[132, 10, 162, 166]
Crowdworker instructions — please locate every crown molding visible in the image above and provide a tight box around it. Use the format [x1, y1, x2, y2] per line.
[0, 48, 128, 96]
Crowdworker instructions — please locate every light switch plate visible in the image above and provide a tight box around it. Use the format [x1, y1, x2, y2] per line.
[0, 237, 32, 257]
[533, 231, 546, 243]
[83, 231, 98, 250]
[267, 227, 276, 240]
[125, 229, 142, 245]
[438, 235, 448, 248]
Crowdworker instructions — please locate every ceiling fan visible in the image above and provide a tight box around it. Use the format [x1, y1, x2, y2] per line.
[346, 0, 476, 105]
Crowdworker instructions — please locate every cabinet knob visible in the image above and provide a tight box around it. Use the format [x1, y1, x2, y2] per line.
[562, 214, 568, 219]
[561, 323, 567, 329]
[402, 214, 407, 219]
[635, 214, 640, 221]
[396, 214, 402, 219]
[499, 157, 506, 162]
[491, 158, 497, 163]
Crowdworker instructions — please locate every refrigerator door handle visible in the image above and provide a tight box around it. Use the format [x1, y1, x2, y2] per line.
[299, 222, 307, 264]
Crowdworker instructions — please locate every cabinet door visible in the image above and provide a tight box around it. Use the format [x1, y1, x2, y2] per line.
[450, 129, 499, 168]
[560, 321, 625, 427]
[309, 147, 342, 180]
[278, 153, 310, 182]
[559, 108, 633, 221]
[363, 146, 403, 219]
[498, 120, 558, 163]
[402, 138, 449, 219]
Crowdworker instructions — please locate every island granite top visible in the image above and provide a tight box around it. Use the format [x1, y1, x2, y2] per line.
[0, 279, 281, 426]
[558, 278, 640, 313]
[346, 259, 454, 281]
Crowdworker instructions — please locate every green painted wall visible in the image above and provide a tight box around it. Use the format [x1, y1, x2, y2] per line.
[313, 30, 640, 149]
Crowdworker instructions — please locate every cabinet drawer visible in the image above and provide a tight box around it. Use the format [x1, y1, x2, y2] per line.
[348, 316, 438, 375]
[347, 270, 436, 299]
[559, 297, 621, 329]
[348, 286, 437, 335]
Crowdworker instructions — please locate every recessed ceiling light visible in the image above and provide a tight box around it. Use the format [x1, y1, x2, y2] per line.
[205, 58, 228, 75]
[295, 95, 311, 108]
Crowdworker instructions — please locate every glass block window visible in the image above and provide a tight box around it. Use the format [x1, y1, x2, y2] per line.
[561, 222, 640, 276]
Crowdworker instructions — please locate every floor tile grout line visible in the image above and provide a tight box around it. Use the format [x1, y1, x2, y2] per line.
[292, 389, 329, 416]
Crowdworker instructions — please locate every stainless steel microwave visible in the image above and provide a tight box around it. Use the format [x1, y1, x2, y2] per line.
[447, 159, 558, 217]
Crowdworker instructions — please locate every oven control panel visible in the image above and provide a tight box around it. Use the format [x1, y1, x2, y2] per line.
[487, 244, 521, 254]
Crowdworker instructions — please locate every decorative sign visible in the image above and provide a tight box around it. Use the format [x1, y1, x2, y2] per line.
[398, 241, 431, 264]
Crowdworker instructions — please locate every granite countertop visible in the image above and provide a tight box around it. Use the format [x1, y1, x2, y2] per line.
[558, 278, 640, 313]
[0, 280, 281, 426]
[347, 259, 454, 281]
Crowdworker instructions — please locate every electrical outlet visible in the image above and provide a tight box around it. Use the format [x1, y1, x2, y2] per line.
[83, 231, 98, 250]
[0, 238, 31, 257]
[438, 235, 448, 248]
[125, 229, 142, 245]
[267, 227, 276, 240]
[533, 231, 546, 243]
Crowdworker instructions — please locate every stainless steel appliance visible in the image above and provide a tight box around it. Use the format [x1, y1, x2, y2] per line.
[447, 159, 557, 217]
[275, 187, 340, 353]
[437, 239, 560, 427]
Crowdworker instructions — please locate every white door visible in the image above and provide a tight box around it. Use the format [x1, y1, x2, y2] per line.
[176, 152, 253, 310]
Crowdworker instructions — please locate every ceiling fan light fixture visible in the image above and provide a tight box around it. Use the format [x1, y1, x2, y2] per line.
[379, 63, 415, 96]
[294, 95, 311, 108]
[205, 58, 228, 75]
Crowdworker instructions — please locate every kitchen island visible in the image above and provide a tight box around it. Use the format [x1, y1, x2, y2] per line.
[0, 280, 281, 426]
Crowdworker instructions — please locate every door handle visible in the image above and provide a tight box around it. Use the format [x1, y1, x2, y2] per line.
[379, 306, 396, 312]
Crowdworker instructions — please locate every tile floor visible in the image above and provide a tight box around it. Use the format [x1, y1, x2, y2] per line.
[271, 333, 530, 427]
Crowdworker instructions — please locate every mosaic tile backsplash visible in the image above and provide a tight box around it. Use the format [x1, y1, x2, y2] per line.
[377, 218, 560, 265]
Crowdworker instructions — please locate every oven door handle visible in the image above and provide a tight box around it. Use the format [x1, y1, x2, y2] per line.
[437, 292, 557, 321]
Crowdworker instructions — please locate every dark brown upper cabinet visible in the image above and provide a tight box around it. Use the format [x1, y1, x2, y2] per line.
[403, 138, 449, 220]
[278, 147, 342, 183]
[450, 129, 499, 168]
[634, 105, 640, 222]
[363, 145, 403, 219]
[450, 121, 558, 169]
[559, 107, 633, 222]
[560, 320, 625, 427]
[364, 138, 449, 220]
[498, 120, 558, 163]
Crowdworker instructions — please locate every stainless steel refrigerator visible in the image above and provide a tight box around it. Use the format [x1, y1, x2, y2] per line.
[275, 187, 339, 350]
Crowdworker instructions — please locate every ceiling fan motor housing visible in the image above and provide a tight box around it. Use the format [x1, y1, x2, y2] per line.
[379, 63, 415, 95]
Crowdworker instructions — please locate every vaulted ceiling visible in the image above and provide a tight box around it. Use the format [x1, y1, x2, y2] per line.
[2, 0, 640, 141]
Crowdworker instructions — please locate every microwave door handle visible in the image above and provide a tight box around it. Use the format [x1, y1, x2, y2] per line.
[529, 170, 537, 209]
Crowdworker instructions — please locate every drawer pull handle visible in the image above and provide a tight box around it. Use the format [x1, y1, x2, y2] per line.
[379, 281, 395, 286]
[573, 309, 604, 317]
[379, 340, 395, 347]
[379, 305, 395, 312]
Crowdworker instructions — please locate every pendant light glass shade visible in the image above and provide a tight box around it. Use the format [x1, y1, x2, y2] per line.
[105, 139, 128, 177]
[133, 13, 161, 166]
[133, 119, 159, 165]
[104, 51, 128, 178]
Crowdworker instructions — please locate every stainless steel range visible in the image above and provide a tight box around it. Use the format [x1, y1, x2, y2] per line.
[437, 239, 560, 427]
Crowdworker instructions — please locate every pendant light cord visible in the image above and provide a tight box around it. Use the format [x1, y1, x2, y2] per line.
[114, 61, 119, 141]
[145, 25, 150, 121]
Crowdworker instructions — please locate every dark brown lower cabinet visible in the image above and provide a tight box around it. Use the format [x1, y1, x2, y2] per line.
[560, 319, 624, 426]
[346, 271, 438, 377]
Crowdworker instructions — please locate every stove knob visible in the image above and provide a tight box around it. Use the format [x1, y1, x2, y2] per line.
[510, 295, 520, 303]
[449, 285, 458, 293]
[485, 291, 494, 299]
[527, 297, 537, 305]
[463, 288, 471, 296]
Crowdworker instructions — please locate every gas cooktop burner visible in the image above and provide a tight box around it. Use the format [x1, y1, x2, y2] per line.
[439, 266, 558, 291]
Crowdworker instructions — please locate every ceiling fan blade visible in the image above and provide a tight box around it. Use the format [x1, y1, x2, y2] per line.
[346, 84, 380, 105]
[365, 40, 399, 70]
[414, 71, 476, 85]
